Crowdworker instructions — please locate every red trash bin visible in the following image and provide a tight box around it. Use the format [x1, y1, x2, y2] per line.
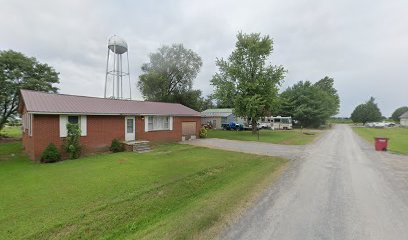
[374, 137, 389, 151]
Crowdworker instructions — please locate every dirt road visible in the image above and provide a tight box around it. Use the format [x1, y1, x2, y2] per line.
[222, 125, 408, 240]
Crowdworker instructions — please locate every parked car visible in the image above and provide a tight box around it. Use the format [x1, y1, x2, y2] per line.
[365, 122, 395, 128]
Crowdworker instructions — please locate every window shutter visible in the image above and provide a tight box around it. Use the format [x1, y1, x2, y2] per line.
[169, 116, 173, 130]
[59, 115, 68, 137]
[144, 116, 149, 132]
[80, 115, 87, 136]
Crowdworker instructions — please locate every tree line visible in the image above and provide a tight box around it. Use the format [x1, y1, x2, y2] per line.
[350, 97, 407, 124]
[0, 33, 341, 132]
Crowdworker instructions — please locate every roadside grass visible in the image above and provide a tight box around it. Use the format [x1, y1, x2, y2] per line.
[0, 142, 287, 239]
[353, 127, 408, 154]
[207, 129, 321, 145]
[0, 126, 21, 139]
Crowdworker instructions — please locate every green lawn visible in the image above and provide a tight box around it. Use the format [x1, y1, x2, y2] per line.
[353, 127, 408, 154]
[0, 142, 287, 239]
[207, 129, 321, 145]
[0, 126, 22, 138]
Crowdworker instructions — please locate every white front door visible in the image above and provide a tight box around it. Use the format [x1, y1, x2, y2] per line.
[125, 116, 135, 141]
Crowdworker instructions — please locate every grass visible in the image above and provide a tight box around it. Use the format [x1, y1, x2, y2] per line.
[207, 129, 321, 145]
[353, 127, 408, 154]
[0, 142, 287, 239]
[0, 126, 22, 139]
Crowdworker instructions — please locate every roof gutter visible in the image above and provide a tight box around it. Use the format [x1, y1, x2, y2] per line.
[28, 111, 200, 117]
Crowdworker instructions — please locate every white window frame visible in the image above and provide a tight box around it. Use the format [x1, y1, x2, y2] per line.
[145, 116, 173, 132]
[59, 115, 87, 137]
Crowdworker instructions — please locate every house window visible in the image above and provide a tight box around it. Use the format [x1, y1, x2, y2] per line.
[68, 116, 79, 125]
[127, 119, 134, 133]
[148, 116, 170, 131]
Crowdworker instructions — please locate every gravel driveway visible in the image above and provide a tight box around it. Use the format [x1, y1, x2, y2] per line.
[181, 138, 305, 160]
[185, 125, 408, 239]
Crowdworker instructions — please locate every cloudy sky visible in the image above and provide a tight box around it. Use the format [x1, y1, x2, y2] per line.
[1, 0, 407, 116]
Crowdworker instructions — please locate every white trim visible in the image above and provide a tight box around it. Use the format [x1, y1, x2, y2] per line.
[80, 115, 87, 136]
[27, 111, 200, 117]
[31, 112, 120, 116]
[59, 115, 68, 137]
[125, 116, 136, 141]
[145, 115, 171, 131]
[28, 114, 32, 136]
[144, 116, 149, 132]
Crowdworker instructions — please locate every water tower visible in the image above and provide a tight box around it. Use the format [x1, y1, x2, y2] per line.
[104, 35, 131, 99]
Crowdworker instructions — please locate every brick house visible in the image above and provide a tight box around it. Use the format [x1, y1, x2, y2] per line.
[19, 90, 200, 161]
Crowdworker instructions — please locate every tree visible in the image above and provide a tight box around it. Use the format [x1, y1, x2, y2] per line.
[350, 97, 382, 124]
[279, 78, 340, 128]
[391, 106, 408, 122]
[137, 44, 203, 110]
[63, 123, 81, 159]
[211, 32, 285, 133]
[0, 50, 59, 131]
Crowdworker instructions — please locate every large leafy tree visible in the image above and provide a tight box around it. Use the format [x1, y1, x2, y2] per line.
[391, 106, 408, 123]
[211, 32, 285, 133]
[350, 97, 382, 124]
[279, 78, 340, 128]
[0, 50, 59, 131]
[137, 44, 203, 110]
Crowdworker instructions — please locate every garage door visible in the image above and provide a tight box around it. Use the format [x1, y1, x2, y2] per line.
[182, 122, 196, 136]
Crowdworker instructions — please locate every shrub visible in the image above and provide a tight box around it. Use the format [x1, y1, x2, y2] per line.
[63, 123, 82, 159]
[110, 138, 124, 153]
[41, 143, 61, 163]
[199, 127, 208, 138]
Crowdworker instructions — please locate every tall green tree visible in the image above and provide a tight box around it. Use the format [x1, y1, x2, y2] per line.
[211, 32, 285, 133]
[0, 50, 59, 131]
[279, 78, 339, 128]
[391, 106, 408, 122]
[350, 97, 382, 124]
[137, 44, 203, 110]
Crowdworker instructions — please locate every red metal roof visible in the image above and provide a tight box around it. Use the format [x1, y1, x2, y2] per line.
[20, 90, 200, 116]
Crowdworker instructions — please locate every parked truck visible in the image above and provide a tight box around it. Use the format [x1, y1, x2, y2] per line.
[221, 122, 244, 131]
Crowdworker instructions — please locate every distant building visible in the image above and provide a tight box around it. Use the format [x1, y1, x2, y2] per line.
[400, 111, 408, 127]
[201, 109, 244, 129]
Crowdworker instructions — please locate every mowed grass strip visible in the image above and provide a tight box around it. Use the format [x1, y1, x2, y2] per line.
[207, 129, 321, 145]
[353, 127, 408, 154]
[0, 142, 287, 239]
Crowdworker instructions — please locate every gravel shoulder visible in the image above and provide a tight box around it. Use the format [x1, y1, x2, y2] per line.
[214, 125, 408, 240]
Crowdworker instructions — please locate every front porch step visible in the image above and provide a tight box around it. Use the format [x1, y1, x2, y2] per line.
[123, 140, 152, 153]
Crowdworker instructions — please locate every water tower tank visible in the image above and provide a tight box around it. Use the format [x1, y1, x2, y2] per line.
[104, 35, 131, 99]
[108, 35, 128, 54]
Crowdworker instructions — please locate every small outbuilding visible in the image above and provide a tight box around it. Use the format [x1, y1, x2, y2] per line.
[400, 111, 408, 127]
[19, 90, 201, 161]
[201, 108, 244, 129]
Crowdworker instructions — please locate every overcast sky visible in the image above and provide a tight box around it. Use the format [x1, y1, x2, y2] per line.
[1, 0, 407, 116]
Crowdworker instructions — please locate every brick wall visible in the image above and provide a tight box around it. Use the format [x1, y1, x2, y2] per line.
[29, 115, 125, 161]
[25, 114, 200, 161]
[135, 116, 201, 142]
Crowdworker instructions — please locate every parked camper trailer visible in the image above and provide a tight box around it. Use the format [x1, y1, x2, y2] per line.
[259, 116, 293, 130]
[272, 116, 292, 130]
